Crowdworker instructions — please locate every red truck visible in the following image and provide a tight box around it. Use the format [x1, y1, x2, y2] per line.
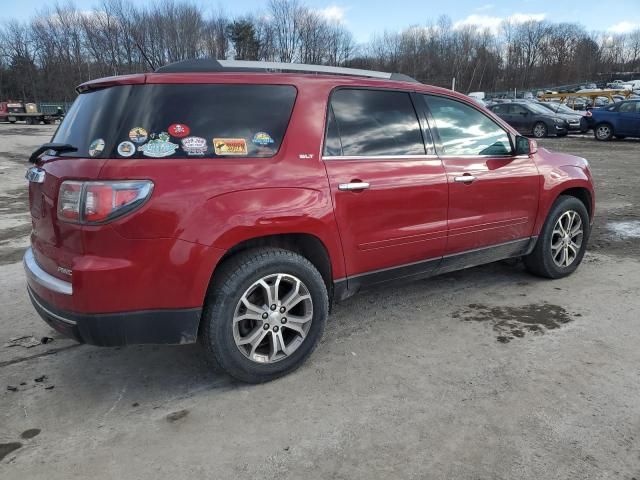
[23, 60, 594, 383]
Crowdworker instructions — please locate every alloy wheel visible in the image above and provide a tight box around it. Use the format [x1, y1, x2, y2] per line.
[533, 123, 547, 138]
[551, 210, 583, 268]
[233, 273, 313, 364]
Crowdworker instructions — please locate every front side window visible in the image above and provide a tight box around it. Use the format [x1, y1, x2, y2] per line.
[53, 84, 297, 159]
[326, 89, 425, 157]
[619, 102, 639, 113]
[424, 95, 512, 156]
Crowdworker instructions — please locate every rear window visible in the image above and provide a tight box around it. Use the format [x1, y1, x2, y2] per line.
[53, 84, 297, 159]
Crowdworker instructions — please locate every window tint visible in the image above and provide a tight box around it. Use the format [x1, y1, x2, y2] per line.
[424, 95, 512, 156]
[328, 89, 425, 156]
[510, 104, 529, 115]
[53, 84, 297, 158]
[490, 104, 510, 114]
[324, 105, 342, 156]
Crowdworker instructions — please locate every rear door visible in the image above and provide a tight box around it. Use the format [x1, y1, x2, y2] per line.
[422, 94, 540, 256]
[323, 88, 448, 281]
[509, 104, 532, 134]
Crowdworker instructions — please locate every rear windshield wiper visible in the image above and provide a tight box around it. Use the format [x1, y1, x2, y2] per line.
[29, 143, 78, 163]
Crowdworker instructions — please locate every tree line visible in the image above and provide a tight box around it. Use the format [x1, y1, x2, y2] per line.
[1, 0, 639, 102]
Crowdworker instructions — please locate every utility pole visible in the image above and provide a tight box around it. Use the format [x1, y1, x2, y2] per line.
[451, 77, 456, 91]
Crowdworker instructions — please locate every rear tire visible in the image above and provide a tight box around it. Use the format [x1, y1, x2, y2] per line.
[524, 196, 590, 279]
[594, 123, 613, 141]
[201, 247, 328, 383]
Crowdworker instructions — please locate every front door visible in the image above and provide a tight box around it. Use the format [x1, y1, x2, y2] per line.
[323, 88, 448, 282]
[617, 101, 640, 136]
[422, 94, 540, 256]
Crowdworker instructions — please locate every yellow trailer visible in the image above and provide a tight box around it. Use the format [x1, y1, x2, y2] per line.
[538, 89, 632, 108]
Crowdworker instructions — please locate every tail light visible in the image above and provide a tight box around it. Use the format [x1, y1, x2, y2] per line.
[57, 180, 153, 224]
[585, 110, 592, 117]
[528, 138, 538, 154]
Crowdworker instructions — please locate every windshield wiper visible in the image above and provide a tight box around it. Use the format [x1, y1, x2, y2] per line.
[29, 143, 78, 163]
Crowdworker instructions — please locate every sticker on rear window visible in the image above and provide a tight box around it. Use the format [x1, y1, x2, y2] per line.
[213, 138, 248, 156]
[117, 141, 136, 157]
[181, 136, 207, 156]
[138, 132, 178, 158]
[168, 123, 190, 138]
[88, 138, 105, 157]
[129, 127, 148, 144]
[252, 132, 274, 146]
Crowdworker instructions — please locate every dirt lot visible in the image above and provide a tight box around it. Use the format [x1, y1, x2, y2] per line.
[1, 124, 639, 479]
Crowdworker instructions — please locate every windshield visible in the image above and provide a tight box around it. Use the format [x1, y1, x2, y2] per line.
[53, 84, 297, 158]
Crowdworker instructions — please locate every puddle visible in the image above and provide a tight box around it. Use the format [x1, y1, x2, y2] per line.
[453, 303, 574, 343]
[608, 221, 640, 239]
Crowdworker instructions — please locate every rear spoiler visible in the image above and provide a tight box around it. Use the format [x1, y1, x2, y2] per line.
[76, 74, 147, 93]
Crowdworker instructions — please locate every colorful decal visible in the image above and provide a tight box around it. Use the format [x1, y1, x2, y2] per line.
[213, 138, 248, 156]
[168, 123, 190, 138]
[117, 141, 136, 157]
[181, 136, 207, 156]
[252, 131, 275, 146]
[88, 138, 105, 157]
[129, 127, 148, 144]
[138, 132, 178, 158]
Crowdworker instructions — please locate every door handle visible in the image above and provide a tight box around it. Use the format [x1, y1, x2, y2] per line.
[454, 175, 477, 184]
[338, 182, 370, 191]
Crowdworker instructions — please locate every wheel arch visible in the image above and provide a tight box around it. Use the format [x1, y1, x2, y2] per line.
[208, 233, 335, 302]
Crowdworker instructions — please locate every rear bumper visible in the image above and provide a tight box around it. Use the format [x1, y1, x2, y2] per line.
[24, 247, 202, 346]
[27, 286, 201, 346]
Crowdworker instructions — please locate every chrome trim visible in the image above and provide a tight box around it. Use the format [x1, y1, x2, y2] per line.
[454, 175, 477, 183]
[25, 167, 45, 184]
[338, 182, 370, 191]
[23, 247, 73, 295]
[323, 154, 440, 161]
[27, 286, 76, 325]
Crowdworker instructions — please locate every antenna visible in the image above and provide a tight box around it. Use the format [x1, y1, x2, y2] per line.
[133, 39, 156, 71]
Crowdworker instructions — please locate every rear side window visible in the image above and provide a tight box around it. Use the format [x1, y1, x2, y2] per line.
[326, 89, 425, 156]
[53, 84, 297, 159]
[424, 95, 511, 156]
[490, 104, 509, 114]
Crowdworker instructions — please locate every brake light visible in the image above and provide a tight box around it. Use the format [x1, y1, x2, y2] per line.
[57, 180, 153, 224]
[529, 139, 538, 154]
[586, 110, 592, 117]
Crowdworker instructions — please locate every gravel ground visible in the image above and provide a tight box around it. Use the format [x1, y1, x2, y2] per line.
[0, 124, 639, 479]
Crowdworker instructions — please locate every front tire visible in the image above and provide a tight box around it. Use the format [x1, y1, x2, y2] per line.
[533, 122, 548, 138]
[201, 248, 328, 383]
[594, 123, 613, 141]
[524, 196, 590, 279]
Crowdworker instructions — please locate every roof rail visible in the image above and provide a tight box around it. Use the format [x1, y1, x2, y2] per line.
[154, 59, 419, 83]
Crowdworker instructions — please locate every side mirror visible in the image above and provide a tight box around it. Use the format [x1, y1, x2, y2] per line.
[515, 136, 537, 155]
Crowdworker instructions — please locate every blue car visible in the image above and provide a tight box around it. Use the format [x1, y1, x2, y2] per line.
[592, 100, 640, 140]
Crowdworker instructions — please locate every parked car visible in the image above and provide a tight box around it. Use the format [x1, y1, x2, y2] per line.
[591, 99, 640, 140]
[537, 102, 590, 132]
[488, 101, 570, 137]
[24, 60, 595, 383]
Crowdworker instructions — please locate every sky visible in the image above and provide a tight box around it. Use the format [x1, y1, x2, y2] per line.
[4, 0, 640, 42]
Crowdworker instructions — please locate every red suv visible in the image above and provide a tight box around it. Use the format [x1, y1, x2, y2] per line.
[24, 60, 595, 383]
